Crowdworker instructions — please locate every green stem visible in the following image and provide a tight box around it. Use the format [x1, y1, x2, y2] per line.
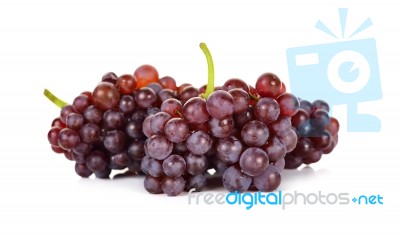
[43, 89, 68, 109]
[199, 42, 215, 99]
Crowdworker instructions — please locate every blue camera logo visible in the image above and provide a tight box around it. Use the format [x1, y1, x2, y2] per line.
[286, 8, 381, 132]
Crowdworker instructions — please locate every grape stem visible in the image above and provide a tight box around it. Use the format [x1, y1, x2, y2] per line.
[43, 89, 68, 109]
[199, 43, 215, 99]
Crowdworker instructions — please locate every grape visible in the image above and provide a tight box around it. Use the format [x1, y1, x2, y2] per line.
[58, 128, 80, 150]
[326, 117, 340, 136]
[158, 89, 176, 103]
[312, 100, 330, 112]
[148, 158, 164, 177]
[103, 130, 127, 154]
[93, 82, 120, 110]
[303, 150, 323, 164]
[208, 117, 234, 138]
[206, 90, 234, 119]
[186, 130, 212, 155]
[179, 86, 199, 104]
[161, 98, 182, 118]
[102, 72, 118, 84]
[60, 105, 77, 123]
[262, 136, 286, 163]
[65, 113, 84, 130]
[216, 136, 243, 164]
[75, 163, 93, 178]
[253, 165, 281, 192]
[173, 142, 188, 155]
[150, 111, 171, 135]
[322, 140, 335, 154]
[162, 176, 185, 196]
[147, 107, 160, 116]
[239, 147, 269, 176]
[185, 153, 208, 175]
[131, 109, 147, 123]
[73, 95, 91, 113]
[272, 157, 285, 172]
[255, 73, 282, 98]
[177, 83, 191, 95]
[291, 109, 309, 128]
[295, 137, 313, 156]
[182, 97, 209, 124]
[140, 155, 152, 174]
[134, 87, 157, 108]
[86, 151, 108, 172]
[79, 123, 101, 143]
[277, 128, 297, 153]
[51, 118, 66, 128]
[277, 93, 299, 117]
[125, 120, 144, 139]
[164, 118, 189, 143]
[310, 130, 332, 149]
[72, 142, 91, 156]
[103, 110, 125, 130]
[94, 167, 112, 179]
[284, 153, 303, 169]
[185, 174, 207, 191]
[127, 159, 142, 173]
[147, 82, 163, 94]
[48, 127, 61, 146]
[110, 152, 130, 167]
[127, 139, 145, 160]
[159, 76, 177, 90]
[222, 165, 252, 192]
[144, 175, 163, 194]
[134, 64, 159, 88]
[119, 95, 136, 114]
[146, 135, 173, 160]
[64, 151, 74, 161]
[234, 107, 255, 128]
[223, 78, 249, 93]
[270, 116, 292, 135]
[299, 100, 313, 114]
[248, 85, 260, 106]
[163, 154, 186, 177]
[142, 116, 155, 138]
[229, 88, 250, 114]
[254, 97, 280, 124]
[241, 120, 269, 147]
[51, 146, 64, 154]
[310, 109, 330, 131]
[83, 105, 103, 124]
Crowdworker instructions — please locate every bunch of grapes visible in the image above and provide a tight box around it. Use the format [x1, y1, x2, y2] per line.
[46, 43, 340, 196]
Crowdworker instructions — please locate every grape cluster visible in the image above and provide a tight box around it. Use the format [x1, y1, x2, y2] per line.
[46, 43, 340, 196]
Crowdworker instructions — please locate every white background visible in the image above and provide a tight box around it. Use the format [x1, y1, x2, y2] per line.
[1, 0, 399, 234]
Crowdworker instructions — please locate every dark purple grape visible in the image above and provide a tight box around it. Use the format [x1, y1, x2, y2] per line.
[322, 140, 335, 154]
[148, 158, 164, 177]
[270, 116, 292, 135]
[222, 165, 252, 192]
[253, 165, 281, 192]
[144, 175, 163, 194]
[51, 118, 66, 128]
[164, 118, 190, 143]
[131, 109, 147, 122]
[182, 97, 209, 124]
[312, 100, 330, 112]
[94, 167, 112, 179]
[146, 107, 160, 116]
[208, 117, 234, 138]
[146, 135, 173, 160]
[255, 73, 282, 98]
[206, 90, 234, 119]
[150, 111, 171, 135]
[142, 116, 154, 138]
[173, 142, 188, 155]
[79, 123, 101, 143]
[161, 98, 182, 118]
[272, 157, 285, 172]
[234, 107, 255, 128]
[295, 138, 314, 156]
[162, 176, 185, 196]
[185, 153, 208, 175]
[303, 150, 323, 164]
[262, 136, 286, 163]
[216, 136, 243, 164]
[241, 120, 269, 147]
[125, 120, 144, 139]
[185, 174, 207, 192]
[48, 127, 61, 146]
[140, 155, 151, 174]
[186, 130, 212, 155]
[239, 147, 269, 176]
[291, 109, 309, 128]
[147, 82, 163, 94]
[163, 154, 186, 177]
[179, 86, 199, 103]
[73, 95, 91, 113]
[284, 153, 303, 169]
[159, 76, 177, 90]
[58, 128, 80, 150]
[75, 163, 93, 178]
[103, 110, 126, 130]
[277, 128, 298, 153]
[119, 95, 136, 114]
[134, 87, 157, 108]
[83, 105, 103, 124]
[102, 72, 118, 84]
[127, 139, 145, 160]
[310, 130, 332, 149]
[110, 152, 130, 167]
[158, 89, 176, 103]
[229, 88, 250, 114]
[86, 151, 108, 172]
[103, 130, 127, 154]
[60, 105, 77, 123]
[66, 113, 84, 130]
[72, 142, 91, 156]
[254, 97, 280, 124]
[310, 109, 330, 130]
[277, 93, 299, 117]
[300, 100, 313, 114]
[127, 159, 142, 173]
